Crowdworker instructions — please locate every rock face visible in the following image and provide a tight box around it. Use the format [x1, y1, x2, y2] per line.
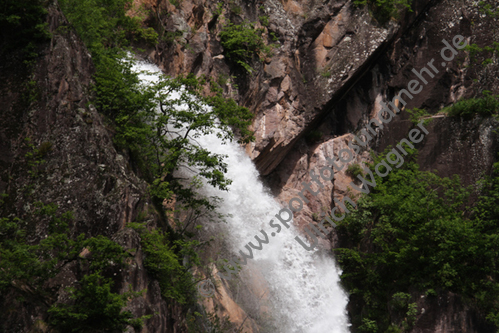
[411, 292, 493, 333]
[142, 0, 440, 176]
[0, 4, 174, 332]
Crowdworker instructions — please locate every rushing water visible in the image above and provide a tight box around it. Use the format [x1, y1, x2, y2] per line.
[134, 60, 350, 333]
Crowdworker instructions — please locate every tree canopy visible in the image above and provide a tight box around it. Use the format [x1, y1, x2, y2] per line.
[336, 147, 499, 332]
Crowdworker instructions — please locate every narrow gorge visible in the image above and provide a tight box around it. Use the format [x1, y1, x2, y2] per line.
[1, 0, 499, 332]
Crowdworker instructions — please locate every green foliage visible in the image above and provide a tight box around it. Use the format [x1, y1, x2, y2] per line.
[477, 0, 499, 18]
[442, 93, 499, 118]
[0, 0, 50, 58]
[24, 137, 48, 179]
[0, 202, 147, 332]
[24, 79, 41, 105]
[219, 21, 272, 72]
[47, 272, 146, 332]
[213, 3, 224, 16]
[346, 163, 364, 179]
[305, 130, 323, 144]
[465, 1, 499, 68]
[335, 147, 499, 331]
[106, 65, 253, 210]
[230, 4, 242, 15]
[354, 0, 412, 24]
[466, 42, 499, 66]
[58, 0, 157, 60]
[259, 15, 269, 27]
[320, 70, 332, 78]
[390, 293, 417, 330]
[129, 223, 200, 305]
[270, 32, 279, 42]
[169, 0, 181, 8]
[405, 107, 432, 126]
[359, 318, 378, 332]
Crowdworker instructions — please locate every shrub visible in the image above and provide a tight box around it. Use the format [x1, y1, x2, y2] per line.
[442, 93, 499, 118]
[335, 147, 499, 331]
[354, 0, 412, 24]
[58, 0, 158, 62]
[219, 21, 271, 72]
[259, 15, 269, 27]
[405, 107, 432, 126]
[230, 5, 242, 15]
[129, 223, 200, 305]
[346, 163, 364, 178]
[47, 272, 146, 332]
[305, 130, 323, 144]
[0, 202, 147, 332]
[320, 70, 332, 78]
[0, 0, 50, 58]
[60, 0, 254, 211]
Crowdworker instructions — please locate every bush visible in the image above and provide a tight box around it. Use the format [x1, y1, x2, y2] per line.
[0, 202, 147, 332]
[58, 0, 157, 58]
[60, 0, 254, 211]
[442, 93, 499, 118]
[346, 163, 364, 178]
[405, 107, 432, 126]
[0, 0, 50, 58]
[219, 21, 271, 72]
[354, 0, 412, 24]
[129, 223, 200, 305]
[335, 147, 499, 331]
[47, 272, 146, 332]
[259, 15, 269, 27]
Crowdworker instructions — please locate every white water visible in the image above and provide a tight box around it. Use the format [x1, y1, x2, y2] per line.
[134, 61, 350, 333]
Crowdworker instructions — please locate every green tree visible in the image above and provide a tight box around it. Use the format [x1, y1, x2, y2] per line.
[58, 0, 254, 212]
[442, 92, 499, 118]
[47, 272, 145, 332]
[0, 202, 146, 332]
[219, 20, 271, 72]
[129, 222, 201, 305]
[0, 0, 50, 57]
[335, 147, 499, 331]
[107, 63, 254, 212]
[58, 0, 157, 59]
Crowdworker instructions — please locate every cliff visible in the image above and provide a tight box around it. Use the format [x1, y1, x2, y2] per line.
[1, 0, 498, 331]
[0, 3, 173, 332]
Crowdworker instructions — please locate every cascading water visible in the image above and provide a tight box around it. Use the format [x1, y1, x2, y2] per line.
[134, 60, 350, 333]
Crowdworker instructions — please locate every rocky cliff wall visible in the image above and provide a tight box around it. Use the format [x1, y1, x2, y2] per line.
[0, 4, 175, 332]
[140, 0, 439, 174]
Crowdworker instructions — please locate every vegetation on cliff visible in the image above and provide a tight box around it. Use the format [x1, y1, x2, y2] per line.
[56, 0, 255, 330]
[0, 0, 50, 58]
[336, 147, 499, 332]
[219, 20, 272, 72]
[354, 0, 412, 24]
[443, 92, 499, 118]
[0, 200, 149, 332]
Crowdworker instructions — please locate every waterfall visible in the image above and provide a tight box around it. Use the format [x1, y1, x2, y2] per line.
[134, 60, 350, 333]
